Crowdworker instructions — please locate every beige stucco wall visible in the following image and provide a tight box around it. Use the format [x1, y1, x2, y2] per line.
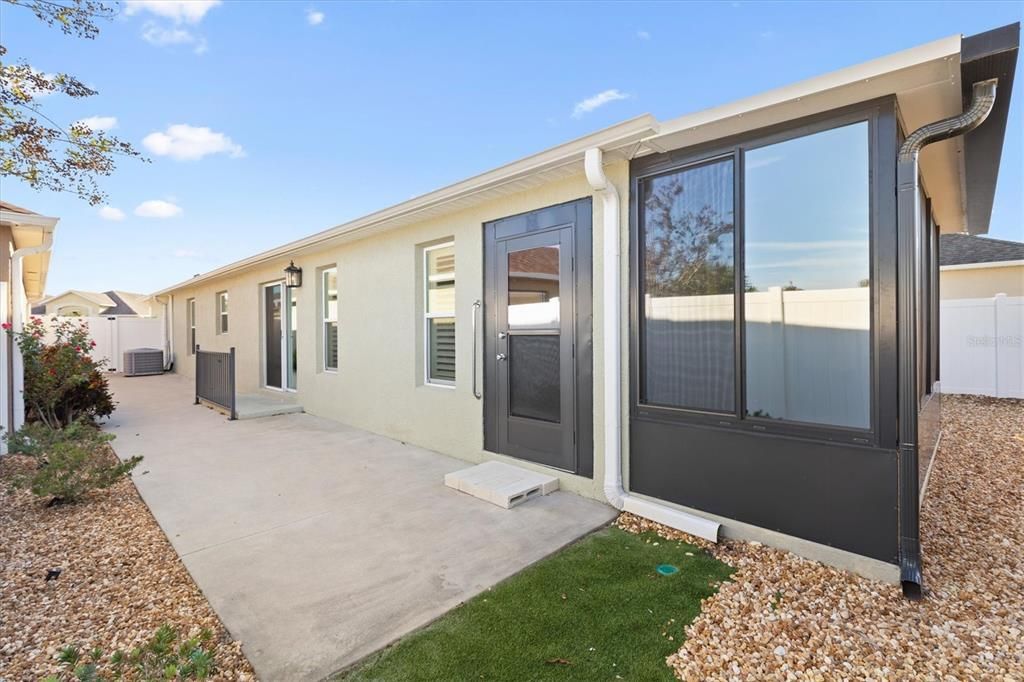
[940, 264, 1024, 299]
[167, 162, 630, 501]
[43, 292, 107, 317]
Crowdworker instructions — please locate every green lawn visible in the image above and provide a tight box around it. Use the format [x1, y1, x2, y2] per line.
[338, 527, 733, 681]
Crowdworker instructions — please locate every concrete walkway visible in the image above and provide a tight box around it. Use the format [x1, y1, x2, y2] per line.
[105, 374, 615, 681]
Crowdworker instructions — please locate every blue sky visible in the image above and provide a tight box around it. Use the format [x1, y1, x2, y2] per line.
[1, 0, 1021, 295]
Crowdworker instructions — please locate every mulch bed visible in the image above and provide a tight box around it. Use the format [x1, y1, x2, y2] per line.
[618, 394, 1024, 680]
[0, 450, 255, 681]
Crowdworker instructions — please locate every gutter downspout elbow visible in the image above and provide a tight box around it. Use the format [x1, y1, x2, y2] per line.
[895, 78, 997, 600]
[11, 225, 56, 431]
[585, 147, 720, 543]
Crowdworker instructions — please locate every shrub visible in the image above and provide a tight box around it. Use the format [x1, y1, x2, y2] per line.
[4, 316, 114, 428]
[5, 420, 141, 504]
[44, 624, 217, 681]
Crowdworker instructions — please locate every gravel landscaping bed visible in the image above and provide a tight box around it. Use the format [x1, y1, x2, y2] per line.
[619, 394, 1023, 680]
[0, 451, 255, 681]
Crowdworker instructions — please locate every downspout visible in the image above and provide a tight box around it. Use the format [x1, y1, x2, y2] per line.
[11, 225, 56, 431]
[154, 293, 174, 370]
[896, 78, 997, 599]
[584, 147, 720, 543]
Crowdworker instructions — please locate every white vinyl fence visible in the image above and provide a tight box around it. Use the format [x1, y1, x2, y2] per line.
[940, 294, 1023, 399]
[43, 316, 165, 373]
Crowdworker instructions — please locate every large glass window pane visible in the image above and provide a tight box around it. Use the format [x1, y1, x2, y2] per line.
[641, 158, 735, 411]
[743, 122, 870, 429]
[508, 245, 559, 330]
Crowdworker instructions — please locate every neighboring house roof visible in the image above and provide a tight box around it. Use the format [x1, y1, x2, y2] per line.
[0, 200, 38, 215]
[939, 233, 1024, 266]
[103, 290, 149, 315]
[31, 289, 149, 316]
[153, 24, 1018, 297]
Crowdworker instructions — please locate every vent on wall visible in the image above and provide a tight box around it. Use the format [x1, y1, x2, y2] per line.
[123, 348, 164, 377]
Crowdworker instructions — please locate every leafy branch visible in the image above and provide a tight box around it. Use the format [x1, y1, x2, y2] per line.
[0, 0, 143, 205]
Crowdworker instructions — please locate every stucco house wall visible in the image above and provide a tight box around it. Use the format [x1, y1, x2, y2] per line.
[43, 292, 109, 317]
[168, 163, 629, 500]
[940, 263, 1024, 299]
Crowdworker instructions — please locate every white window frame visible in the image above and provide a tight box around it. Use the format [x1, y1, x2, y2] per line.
[321, 267, 338, 372]
[186, 298, 196, 354]
[216, 291, 229, 334]
[423, 241, 456, 388]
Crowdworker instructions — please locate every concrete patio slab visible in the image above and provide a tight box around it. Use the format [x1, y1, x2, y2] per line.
[105, 374, 615, 681]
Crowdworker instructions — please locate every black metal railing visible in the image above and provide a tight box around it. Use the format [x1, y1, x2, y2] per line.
[195, 346, 237, 420]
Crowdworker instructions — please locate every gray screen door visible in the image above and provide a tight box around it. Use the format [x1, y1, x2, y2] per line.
[484, 198, 593, 475]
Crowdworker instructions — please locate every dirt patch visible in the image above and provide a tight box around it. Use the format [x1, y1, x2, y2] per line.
[0, 451, 255, 680]
[619, 394, 1023, 679]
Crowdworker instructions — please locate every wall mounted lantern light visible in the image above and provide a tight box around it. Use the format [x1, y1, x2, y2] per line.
[284, 260, 303, 288]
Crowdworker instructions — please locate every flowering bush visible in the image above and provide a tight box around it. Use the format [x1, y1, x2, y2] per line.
[4, 316, 114, 428]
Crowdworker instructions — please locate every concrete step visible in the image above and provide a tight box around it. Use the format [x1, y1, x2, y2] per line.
[444, 461, 559, 509]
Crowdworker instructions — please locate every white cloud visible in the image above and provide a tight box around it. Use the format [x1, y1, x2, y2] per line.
[636, 30, 651, 40]
[98, 206, 125, 221]
[172, 248, 199, 258]
[141, 21, 196, 46]
[142, 124, 244, 161]
[76, 116, 118, 132]
[572, 89, 630, 119]
[134, 200, 183, 218]
[125, 1, 221, 24]
[306, 8, 325, 25]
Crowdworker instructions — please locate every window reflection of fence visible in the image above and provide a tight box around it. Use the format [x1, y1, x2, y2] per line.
[645, 286, 871, 428]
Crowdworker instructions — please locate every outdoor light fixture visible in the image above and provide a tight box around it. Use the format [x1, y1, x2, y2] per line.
[284, 260, 302, 288]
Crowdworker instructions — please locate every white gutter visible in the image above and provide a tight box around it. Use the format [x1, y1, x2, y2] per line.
[11, 223, 56, 431]
[940, 259, 1024, 271]
[584, 147, 720, 543]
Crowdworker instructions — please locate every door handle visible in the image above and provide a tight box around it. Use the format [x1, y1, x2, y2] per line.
[496, 353, 507, 361]
[472, 300, 482, 400]
[498, 332, 507, 339]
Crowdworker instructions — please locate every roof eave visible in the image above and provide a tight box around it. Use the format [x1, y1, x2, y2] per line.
[153, 114, 658, 296]
[960, 23, 1020, 235]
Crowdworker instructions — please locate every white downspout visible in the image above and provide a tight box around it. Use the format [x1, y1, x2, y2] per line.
[154, 293, 174, 370]
[11, 225, 56, 431]
[584, 147, 720, 543]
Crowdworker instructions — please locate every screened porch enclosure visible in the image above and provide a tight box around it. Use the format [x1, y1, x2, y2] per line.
[629, 100, 899, 563]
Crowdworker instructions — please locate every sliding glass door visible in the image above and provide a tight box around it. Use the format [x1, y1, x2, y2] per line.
[263, 281, 297, 391]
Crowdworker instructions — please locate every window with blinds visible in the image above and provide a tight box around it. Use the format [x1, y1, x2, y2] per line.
[322, 268, 338, 371]
[425, 242, 455, 385]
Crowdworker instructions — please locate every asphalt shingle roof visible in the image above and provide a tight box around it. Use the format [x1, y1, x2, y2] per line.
[939, 233, 1024, 267]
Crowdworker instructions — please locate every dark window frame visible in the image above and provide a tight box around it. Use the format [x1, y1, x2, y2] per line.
[636, 152, 738, 415]
[630, 98, 897, 448]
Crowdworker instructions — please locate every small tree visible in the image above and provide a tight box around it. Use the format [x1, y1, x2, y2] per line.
[5, 316, 114, 427]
